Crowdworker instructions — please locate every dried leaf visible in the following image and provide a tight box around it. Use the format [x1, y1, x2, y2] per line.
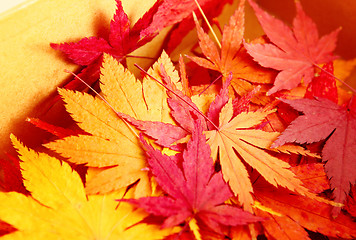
[0, 135, 175, 239]
[273, 97, 356, 215]
[45, 52, 180, 195]
[255, 189, 356, 239]
[121, 122, 262, 235]
[245, 0, 339, 95]
[190, 1, 275, 103]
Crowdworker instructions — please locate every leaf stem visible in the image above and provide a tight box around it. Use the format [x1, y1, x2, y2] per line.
[193, 0, 222, 49]
[64, 69, 140, 138]
[126, 55, 156, 60]
[314, 64, 356, 94]
[134, 64, 220, 130]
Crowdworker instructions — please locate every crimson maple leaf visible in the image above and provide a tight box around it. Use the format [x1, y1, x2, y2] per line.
[50, 0, 161, 92]
[244, 0, 340, 95]
[121, 121, 263, 234]
[272, 97, 356, 216]
[51, 0, 160, 66]
[51, 0, 223, 93]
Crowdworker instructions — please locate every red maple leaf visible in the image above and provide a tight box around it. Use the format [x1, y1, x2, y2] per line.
[121, 121, 262, 234]
[272, 97, 356, 216]
[244, 0, 340, 95]
[50, 0, 161, 93]
[254, 187, 356, 239]
[50, 0, 221, 95]
[51, 0, 159, 66]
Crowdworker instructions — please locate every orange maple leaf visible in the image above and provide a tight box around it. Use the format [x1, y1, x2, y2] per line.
[45, 51, 181, 196]
[189, 0, 275, 103]
[204, 98, 317, 212]
[254, 188, 356, 239]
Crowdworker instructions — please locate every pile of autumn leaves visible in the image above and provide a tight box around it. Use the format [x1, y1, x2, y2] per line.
[1, 0, 356, 239]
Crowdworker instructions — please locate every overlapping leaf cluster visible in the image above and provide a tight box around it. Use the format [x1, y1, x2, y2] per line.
[0, 0, 356, 239]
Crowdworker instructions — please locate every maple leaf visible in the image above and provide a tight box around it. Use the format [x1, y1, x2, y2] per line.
[44, 52, 182, 196]
[204, 88, 317, 212]
[272, 97, 356, 215]
[230, 163, 348, 239]
[254, 188, 356, 239]
[51, 0, 159, 66]
[189, 0, 275, 103]
[244, 0, 340, 95]
[121, 121, 263, 235]
[50, 0, 161, 91]
[51, 0, 214, 92]
[0, 135, 176, 239]
[120, 69, 322, 213]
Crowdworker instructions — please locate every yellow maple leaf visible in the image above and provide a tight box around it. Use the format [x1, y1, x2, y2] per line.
[205, 99, 316, 212]
[0, 135, 176, 240]
[45, 51, 180, 196]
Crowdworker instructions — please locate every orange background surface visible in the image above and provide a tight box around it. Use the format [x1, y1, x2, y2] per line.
[0, 0, 355, 157]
